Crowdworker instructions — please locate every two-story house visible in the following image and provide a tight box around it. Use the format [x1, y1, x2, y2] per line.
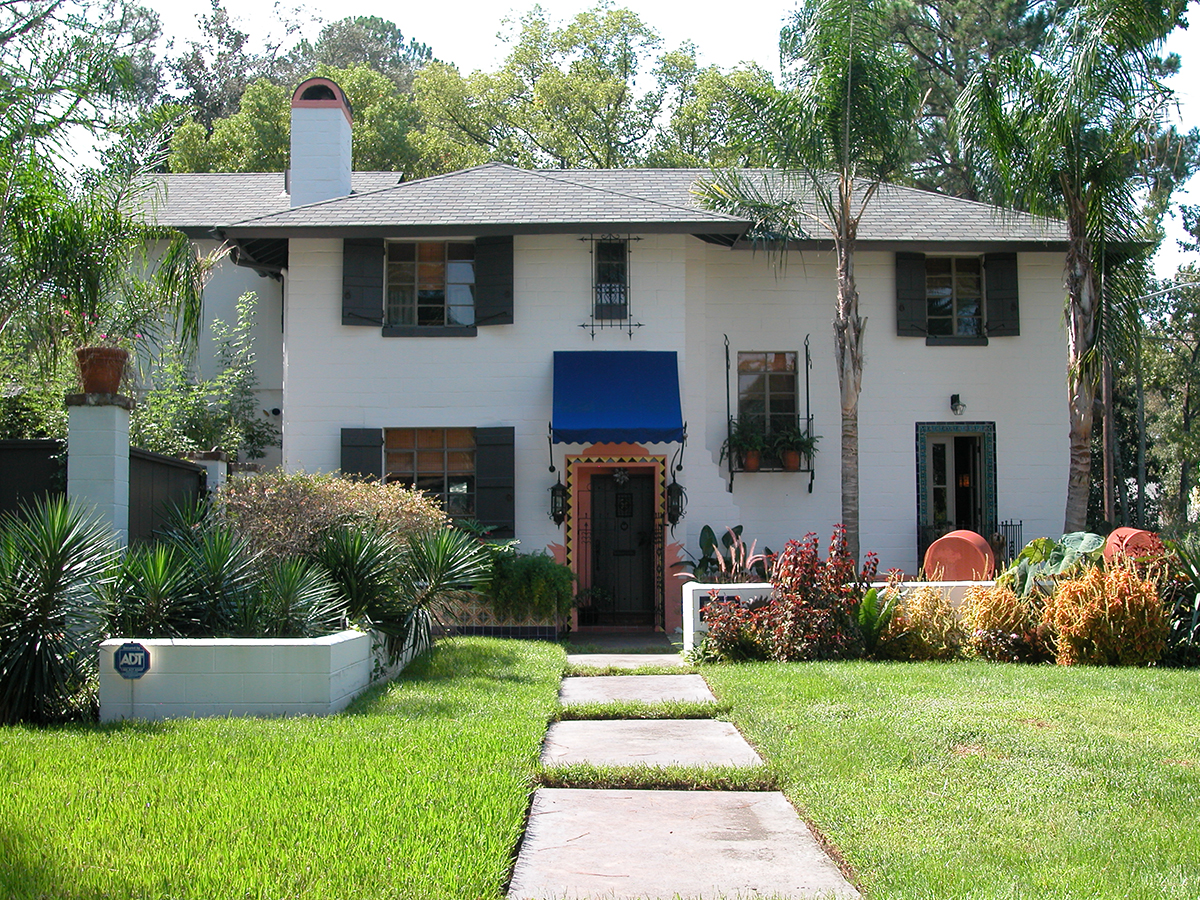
[155, 77, 1069, 635]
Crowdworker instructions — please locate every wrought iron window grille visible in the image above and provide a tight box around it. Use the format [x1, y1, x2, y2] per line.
[580, 234, 643, 338]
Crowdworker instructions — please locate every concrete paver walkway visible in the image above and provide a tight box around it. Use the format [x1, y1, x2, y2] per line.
[566, 652, 684, 668]
[541, 719, 764, 768]
[509, 789, 860, 900]
[508, 663, 861, 899]
[558, 674, 716, 705]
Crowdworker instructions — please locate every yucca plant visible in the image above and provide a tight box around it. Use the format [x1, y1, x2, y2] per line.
[256, 558, 345, 638]
[0, 497, 117, 724]
[166, 526, 259, 637]
[311, 523, 400, 623]
[856, 585, 901, 658]
[388, 528, 492, 659]
[103, 544, 193, 638]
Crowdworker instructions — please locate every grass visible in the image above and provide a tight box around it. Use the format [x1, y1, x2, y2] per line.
[703, 660, 1200, 900]
[555, 699, 725, 720]
[565, 662, 695, 676]
[0, 638, 565, 900]
[536, 762, 775, 791]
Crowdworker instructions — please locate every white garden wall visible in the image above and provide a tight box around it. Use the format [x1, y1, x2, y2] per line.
[98, 629, 418, 722]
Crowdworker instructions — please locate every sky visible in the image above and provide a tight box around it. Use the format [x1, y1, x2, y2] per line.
[143, 0, 1199, 276]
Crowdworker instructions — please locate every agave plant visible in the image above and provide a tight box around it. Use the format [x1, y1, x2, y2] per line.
[0, 497, 118, 724]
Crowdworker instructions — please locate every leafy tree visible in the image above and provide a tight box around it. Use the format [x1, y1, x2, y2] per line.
[413, 4, 670, 171]
[645, 46, 776, 168]
[956, 0, 1186, 532]
[697, 0, 922, 560]
[281, 16, 431, 91]
[885, 0, 1055, 200]
[169, 64, 419, 173]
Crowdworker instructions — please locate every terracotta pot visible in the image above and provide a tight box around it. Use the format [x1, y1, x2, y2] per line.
[741, 449, 761, 472]
[781, 449, 801, 471]
[1103, 527, 1162, 562]
[75, 347, 128, 394]
[923, 529, 995, 581]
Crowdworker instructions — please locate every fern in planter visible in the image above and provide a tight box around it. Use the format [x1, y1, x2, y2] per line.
[487, 552, 576, 622]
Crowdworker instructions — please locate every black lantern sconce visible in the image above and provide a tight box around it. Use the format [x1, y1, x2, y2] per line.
[667, 480, 687, 525]
[950, 393, 966, 416]
[667, 440, 687, 526]
[549, 479, 569, 525]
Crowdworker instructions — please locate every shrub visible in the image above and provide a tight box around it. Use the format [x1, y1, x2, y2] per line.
[103, 544, 193, 638]
[0, 497, 117, 724]
[764, 527, 876, 661]
[1162, 537, 1200, 666]
[884, 583, 966, 661]
[488, 551, 575, 621]
[1043, 563, 1167, 666]
[959, 583, 1050, 662]
[216, 470, 447, 559]
[691, 597, 773, 663]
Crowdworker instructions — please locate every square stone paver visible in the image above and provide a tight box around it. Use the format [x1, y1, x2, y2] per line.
[558, 674, 715, 706]
[566, 653, 684, 669]
[507, 788, 860, 900]
[541, 719, 763, 768]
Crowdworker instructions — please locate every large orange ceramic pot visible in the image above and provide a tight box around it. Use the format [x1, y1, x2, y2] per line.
[75, 347, 128, 394]
[923, 529, 995, 581]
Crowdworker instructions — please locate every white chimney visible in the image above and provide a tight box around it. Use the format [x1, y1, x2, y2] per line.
[289, 78, 352, 207]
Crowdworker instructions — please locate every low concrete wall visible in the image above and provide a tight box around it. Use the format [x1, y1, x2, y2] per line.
[99, 628, 422, 722]
[682, 580, 995, 652]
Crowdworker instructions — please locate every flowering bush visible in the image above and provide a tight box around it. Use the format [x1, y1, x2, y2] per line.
[1043, 563, 1167, 666]
[959, 583, 1050, 662]
[693, 527, 877, 663]
[217, 470, 447, 559]
[883, 583, 966, 661]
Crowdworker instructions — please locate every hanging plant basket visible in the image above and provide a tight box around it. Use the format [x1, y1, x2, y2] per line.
[75, 347, 129, 394]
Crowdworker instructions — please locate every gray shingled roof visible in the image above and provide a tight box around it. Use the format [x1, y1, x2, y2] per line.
[216, 164, 748, 239]
[154, 162, 1067, 249]
[145, 172, 402, 236]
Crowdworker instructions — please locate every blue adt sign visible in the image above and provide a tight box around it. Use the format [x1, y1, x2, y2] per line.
[114, 642, 150, 679]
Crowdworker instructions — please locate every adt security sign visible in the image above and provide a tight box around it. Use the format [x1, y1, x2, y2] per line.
[114, 642, 150, 679]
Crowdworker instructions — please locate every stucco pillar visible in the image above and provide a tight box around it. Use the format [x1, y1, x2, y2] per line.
[66, 393, 134, 546]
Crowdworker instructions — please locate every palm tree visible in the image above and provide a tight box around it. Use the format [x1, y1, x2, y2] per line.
[955, 0, 1182, 532]
[696, 0, 921, 560]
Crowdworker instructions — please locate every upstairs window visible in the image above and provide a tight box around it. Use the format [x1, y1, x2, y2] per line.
[737, 351, 798, 436]
[925, 257, 982, 338]
[896, 252, 1019, 344]
[386, 242, 475, 328]
[594, 240, 628, 320]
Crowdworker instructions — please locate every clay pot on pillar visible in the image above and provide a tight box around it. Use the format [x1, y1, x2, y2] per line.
[75, 347, 129, 394]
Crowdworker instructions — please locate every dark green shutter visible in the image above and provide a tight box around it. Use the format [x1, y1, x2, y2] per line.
[474, 236, 514, 326]
[895, 252, 927, 336]
[985, 252, 1020, 337]
[475, 426, 515, 538]
[340, 428, 383, 480]
[342, 239, 384, 326]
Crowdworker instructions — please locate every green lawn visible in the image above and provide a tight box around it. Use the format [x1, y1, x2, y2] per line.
[703, 661, 1200, 900]
[0, 638, 565, 900]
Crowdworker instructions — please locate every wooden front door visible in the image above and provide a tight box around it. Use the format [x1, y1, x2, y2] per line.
[581, 472, 656, 626]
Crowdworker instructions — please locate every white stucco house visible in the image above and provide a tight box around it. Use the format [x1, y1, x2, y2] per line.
[153, 77, 1070, 636]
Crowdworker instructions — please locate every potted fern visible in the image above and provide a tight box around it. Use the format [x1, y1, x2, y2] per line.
[720, 418, 766, 472]
[769, 426, 820, 471]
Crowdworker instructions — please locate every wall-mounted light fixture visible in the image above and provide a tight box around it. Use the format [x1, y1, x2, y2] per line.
[950, 393, 966, 416]
[549, 479, 569, 526]
[667, 480, 687, 525]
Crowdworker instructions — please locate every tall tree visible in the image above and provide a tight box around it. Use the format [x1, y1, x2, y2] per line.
[885, 0, 1054, 200]
[169, 64, 420, 173]
[281, 16, 432, 91]
[696, 0, 921, 560]
[956, 0, 1186, 533]
[413, 4, 667, 171]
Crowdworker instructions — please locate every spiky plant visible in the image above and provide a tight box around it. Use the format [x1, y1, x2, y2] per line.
[0, 497, 117, 724]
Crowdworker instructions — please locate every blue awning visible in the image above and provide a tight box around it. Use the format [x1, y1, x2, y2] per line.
[552, 351, 685, 445]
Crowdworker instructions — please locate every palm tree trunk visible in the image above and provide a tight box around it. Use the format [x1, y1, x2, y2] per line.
[1063, 201, 1099, 533]
[834, 232, 864, 561]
